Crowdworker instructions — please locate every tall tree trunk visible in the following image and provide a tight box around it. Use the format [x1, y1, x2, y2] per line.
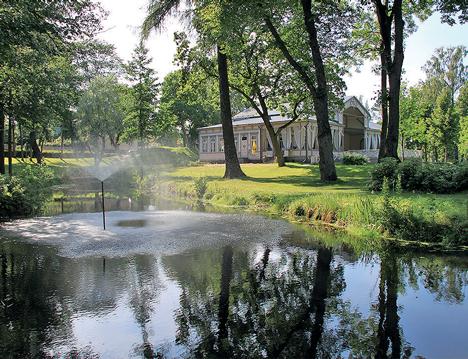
[19, 123, 24, 161]
[258, 108, 285, 166]
[7, 115, 12, 176]
[180, 120, 188, 147]
[217, 46, 245, 179]
[375, 0, 403, 160]
[12, 121, 16, 157]
[0, 103, 5, 175]
[29, 131, 42, 164]
[264, 12, 337, 181]
[301, 0, 337, 181]
[378, 56, 389, 161]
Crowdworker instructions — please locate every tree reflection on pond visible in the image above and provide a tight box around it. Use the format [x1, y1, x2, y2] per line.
[0, 230, 467, 358]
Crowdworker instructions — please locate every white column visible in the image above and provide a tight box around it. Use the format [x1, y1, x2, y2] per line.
[311, 126, 317, 149]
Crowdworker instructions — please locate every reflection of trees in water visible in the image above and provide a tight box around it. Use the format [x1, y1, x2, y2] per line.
[375, 254, 405, 359]
[127, 255, 163, 358]
[166, 245, 468, 358]
[167, 245, 347, 357]
[0, 243, 163, 357]
[401, 255, 467, 304]
[0, 245, 78, 356]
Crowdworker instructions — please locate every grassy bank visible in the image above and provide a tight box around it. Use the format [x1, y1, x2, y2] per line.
[162, 163, 467, 249]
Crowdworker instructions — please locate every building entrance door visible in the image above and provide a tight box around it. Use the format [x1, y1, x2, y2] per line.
[240, 135, 248, 158]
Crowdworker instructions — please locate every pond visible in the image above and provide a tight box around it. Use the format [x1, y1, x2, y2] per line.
[0, 205, 467, 358]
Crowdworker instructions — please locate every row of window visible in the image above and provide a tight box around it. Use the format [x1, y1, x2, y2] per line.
[201, 135, 224, 153]
[200, 133, 258, 154]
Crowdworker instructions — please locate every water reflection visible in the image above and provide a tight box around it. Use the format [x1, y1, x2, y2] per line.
[0, 216, 467, 358]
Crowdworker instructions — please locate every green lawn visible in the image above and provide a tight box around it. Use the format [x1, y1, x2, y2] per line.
[165, 163, 467, 248]
[170, 163, 370, 194]
[168, 162, 467, 202]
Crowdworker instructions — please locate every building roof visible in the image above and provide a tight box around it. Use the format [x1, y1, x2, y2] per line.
[198, 109, 291, 130]
[369, 122, 381, 130]
[198, 95, 380, 131]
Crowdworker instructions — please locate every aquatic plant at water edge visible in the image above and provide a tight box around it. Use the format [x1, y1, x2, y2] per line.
[193, 177, 208, 200]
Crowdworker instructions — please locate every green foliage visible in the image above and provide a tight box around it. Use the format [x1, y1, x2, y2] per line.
[0, 166, 56, 219]
[193, 177, 208, 200]
[457, 82, 468, 159]
[76, 75, 127, 161]
[380, 196, 466, 246]
[369, 158, 399, 191]
[371, 158, 468, 193]
[123, 40, 160, 146]
[401, 46, 467, 162]
[342, 153, 368, 165]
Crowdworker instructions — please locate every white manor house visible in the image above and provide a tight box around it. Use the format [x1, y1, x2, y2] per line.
[197, 96, 382, 163]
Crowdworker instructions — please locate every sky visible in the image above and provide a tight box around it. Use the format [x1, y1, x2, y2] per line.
[97, 0, 468, 106]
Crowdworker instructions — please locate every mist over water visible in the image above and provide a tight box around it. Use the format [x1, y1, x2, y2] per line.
[0, 211, 292, 258]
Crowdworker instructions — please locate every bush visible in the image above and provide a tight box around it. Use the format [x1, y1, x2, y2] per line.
[193, 177, 208, 199]
[370, 159, 468, 194]
[342, 153, 368, 165]
[369, 158, 398, 191]
[0, 165, 56, 219]
[398, 158, 423, 190]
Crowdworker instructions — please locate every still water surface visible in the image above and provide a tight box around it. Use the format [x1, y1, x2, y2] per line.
[0, 207, 467, 358]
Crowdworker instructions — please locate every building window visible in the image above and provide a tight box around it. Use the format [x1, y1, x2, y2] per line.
[201, 136, 208, 153]
[218, 136, 224, 152]
[209, 136, 216, 152]
[290, 130, 298, 149]
[251, 135, 257, 154]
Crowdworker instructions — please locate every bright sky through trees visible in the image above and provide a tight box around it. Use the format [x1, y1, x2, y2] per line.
[96, 1, 466, 105]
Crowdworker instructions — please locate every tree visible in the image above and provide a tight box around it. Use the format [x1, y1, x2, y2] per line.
[124, 40, 159, 148]
[0, 0, 105, 174]
[143, 0, 246, 179]
[239, 0, 359, 180]
[361, 1, 466, 161]
[457, 83, 468, 160]
[399, 46, 467, 162]
[159, 70, 219, 147]
[76, 76, 126, 164]
[399, 84, 433, 161]
[222, 25, 306, 167]
[431, 88, 457, 161]
[423, 46, 467, 160]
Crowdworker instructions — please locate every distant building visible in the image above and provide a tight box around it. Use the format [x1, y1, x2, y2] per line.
[197, 96, 382, 163]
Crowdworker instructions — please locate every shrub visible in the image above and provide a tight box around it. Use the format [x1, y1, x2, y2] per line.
[343, 153, 368, 165]
[0, 165, 56, 219]
[193, 177, 208, 199]
[369, 158, 398, 191]
[398, 158, 423, 190]
[453, 162, 468, 191]
[370, 159, 467, 194]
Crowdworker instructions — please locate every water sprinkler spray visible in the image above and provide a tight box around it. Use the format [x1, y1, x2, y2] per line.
[101, 181, 106, 230]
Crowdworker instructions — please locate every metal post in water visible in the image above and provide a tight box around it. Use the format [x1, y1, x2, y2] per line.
[101, 180, 106, 230]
